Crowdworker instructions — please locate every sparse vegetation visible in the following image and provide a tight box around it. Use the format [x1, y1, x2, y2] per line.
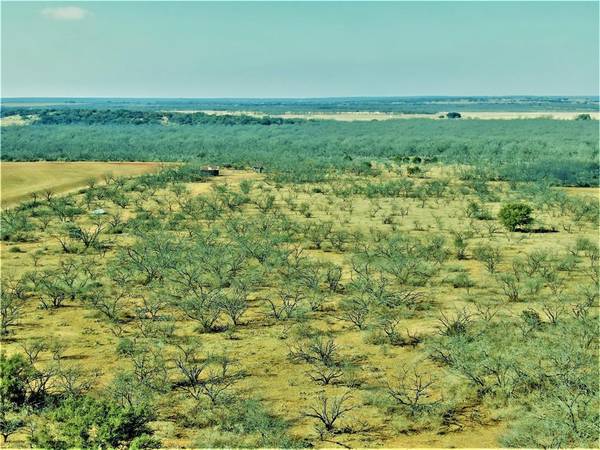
[0, 107, 598, 448]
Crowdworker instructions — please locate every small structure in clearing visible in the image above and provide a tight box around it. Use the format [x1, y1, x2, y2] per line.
[200, 166, 220, 177]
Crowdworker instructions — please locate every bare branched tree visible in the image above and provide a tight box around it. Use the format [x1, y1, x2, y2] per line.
[305, 391, 354, 432]
[387, 367, 440, 416]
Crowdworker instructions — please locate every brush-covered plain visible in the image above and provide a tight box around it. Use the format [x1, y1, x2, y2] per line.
[1, 159, 598, 448]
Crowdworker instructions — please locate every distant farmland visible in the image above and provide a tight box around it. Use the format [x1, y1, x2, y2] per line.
[0, 161, 162, 206]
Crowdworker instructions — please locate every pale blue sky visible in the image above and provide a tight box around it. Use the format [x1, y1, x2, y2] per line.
[1, 1, 598, 97]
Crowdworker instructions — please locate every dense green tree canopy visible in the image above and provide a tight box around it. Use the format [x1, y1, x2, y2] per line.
[1, 115, 598, 186]
[498, 203, 534, 231]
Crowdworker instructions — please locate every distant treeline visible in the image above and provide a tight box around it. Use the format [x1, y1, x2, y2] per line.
[0, 108, 306, 126]
[2, 95, 598, 113]
[2, 117, 598, 186]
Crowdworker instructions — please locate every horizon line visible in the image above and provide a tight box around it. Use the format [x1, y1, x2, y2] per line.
[2, 95, 599, 101]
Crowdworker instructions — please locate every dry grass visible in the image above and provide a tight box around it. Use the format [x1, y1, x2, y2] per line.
[1, 164, 597, 447]
[458, 111, 600, 120]
[0, 115, 34, 126]
[0, 161, 163, 207]
[173, 110, 600, 121]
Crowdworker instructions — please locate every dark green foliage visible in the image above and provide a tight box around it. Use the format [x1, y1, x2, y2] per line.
[449, 272, 474, 291]
[520, 308, 542, 332]
[428, 315, 599, 448]
[1, 209, 34, 242]
[0, 351, 53, 409]
[116, 338, 136, 357]
[498, 202, 534, 231]
[2, 118, 598, 186]
[0, 353, 32, 408]
[3, 108, 305, 126]
[30, 396, 159, 449]
[6, 96, 595, 114]
[0, 354, 33, 442]
[0, 411, 23, 444]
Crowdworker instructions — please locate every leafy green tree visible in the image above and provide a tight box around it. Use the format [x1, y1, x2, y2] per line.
[1, 209, 34, 242]
[498, 202, 533, 231]
[0, 353, 32, 408]
[0, 409, 24, 444]
[0, 353, 33, 443]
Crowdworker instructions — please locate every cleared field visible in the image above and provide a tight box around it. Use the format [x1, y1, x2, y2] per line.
[173, 110, 600, 121]
[458, 111, 600, 120]
[186, 110, 436, 121]
[3, 111, 597, 128]
[0, 161, 163, 207]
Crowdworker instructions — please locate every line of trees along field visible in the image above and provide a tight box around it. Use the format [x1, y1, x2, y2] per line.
[0, 108, 306, 126]
[1, 113, 598, 186]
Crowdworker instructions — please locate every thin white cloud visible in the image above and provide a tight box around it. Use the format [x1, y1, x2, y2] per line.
[41, 6, 89, 21]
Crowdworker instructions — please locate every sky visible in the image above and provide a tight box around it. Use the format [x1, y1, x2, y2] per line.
[1, 1, 598, 98]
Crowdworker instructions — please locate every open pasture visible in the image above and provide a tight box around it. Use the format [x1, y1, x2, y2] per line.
[0, 161, 162, 207]
[192, 110, 600, 121]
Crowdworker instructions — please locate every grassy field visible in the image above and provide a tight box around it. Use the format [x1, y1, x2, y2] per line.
[0, 161, 162, 207]
[1, 162, 597, 448]
[169, 110, 600, 121]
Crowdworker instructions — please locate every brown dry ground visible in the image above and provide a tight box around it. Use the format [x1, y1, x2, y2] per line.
[1, 164, 597, 448]
[0, 161, 164, 207]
